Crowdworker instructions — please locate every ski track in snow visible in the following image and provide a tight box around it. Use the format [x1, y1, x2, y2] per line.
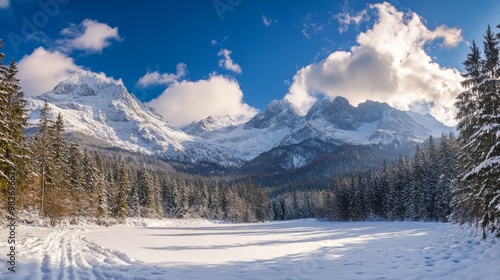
[0, 227, 155, 280]
[0, 220, 499, 279]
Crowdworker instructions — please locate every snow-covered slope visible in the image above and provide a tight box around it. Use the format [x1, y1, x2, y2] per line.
[26, 71, 454, 169]
[406, 110, 457, 137]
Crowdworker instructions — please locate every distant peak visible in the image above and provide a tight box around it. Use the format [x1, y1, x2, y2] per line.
[266, 99, 300, 114]
[61, 70, 124, 87]
[332, 96, 350, 105]
[358, 99, 392, 110]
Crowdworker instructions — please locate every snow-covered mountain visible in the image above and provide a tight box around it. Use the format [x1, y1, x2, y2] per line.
[25, 70, 246, 166]
[184, 115, 239, 137]
[26, 71, 455, 170]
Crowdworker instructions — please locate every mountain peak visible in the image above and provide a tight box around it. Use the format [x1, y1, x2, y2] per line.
[43, 70, 128, 101]
[184, 115, 237, 135]
[266, 99, 300, 115]
[62, 70, 124, 87]
[244, 99, 301, 130]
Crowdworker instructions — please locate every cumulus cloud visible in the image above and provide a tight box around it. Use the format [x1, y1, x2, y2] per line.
[147, 74, 257, 127]
[58, 19, 121, 53]
[336, 10, 369, 33]
[218, 48, 242, 74]
[137, 63, 187, 87]
[285, 2, 463, 125]
[262, 14, 277, 27]
[0, 0, 10, 9]
[18, 47, 81, 96]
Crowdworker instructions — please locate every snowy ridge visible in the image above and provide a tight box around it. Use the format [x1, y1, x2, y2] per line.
[26, 71, 455, 168]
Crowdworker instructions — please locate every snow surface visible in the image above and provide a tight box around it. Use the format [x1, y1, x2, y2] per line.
[1, 219, 499, 279]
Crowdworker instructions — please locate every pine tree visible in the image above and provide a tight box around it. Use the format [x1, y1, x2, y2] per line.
[82, 149, 97, 216]
[408, 145, 427, 220]
[116, 162, 131, 220]
[208, 180, 222, 219]
[94, 153, 109, 219]
[151, 173, 163, 218]
[387, 156, 409, 221]
[161, 175, 175, 217]
[0, 56, 32, 211]
[454, 25, 500, 238]
[34, 100, 55, 217]
[372, 160, 389, 219]
[424, 135, 440, 220]
[174, 179, 189, 218]
[67, 142, 85, 217]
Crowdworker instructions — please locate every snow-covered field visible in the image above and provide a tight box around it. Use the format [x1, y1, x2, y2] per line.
[1, 219, 499, 280]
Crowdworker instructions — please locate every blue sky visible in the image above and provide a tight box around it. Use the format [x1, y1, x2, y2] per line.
[1, 0, 499, 126]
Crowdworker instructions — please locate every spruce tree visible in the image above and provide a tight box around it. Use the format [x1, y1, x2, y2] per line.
[34, 100, 55, 217]
[94, 153, 109, 219]
[67, 142, 85, 217]
[454, 25, 500, 238]
[116, 162, 131, 220]
[0, 56, 32, 210]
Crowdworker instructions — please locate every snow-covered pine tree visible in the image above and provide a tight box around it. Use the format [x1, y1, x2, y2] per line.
[151, 172, 163, 218]
[94, 153, 109, 219]
[116, 162, 131, 220]
[34, 100, 55, 217]
[374, 160, 389, 219]
[208, 180, 222, 220]
[453, 41, 483, 226]
[407, 145, 427, 220]
[129, 183, 140, 218]
[45, 113, 71, 223]
[254, 186, 271, 222]
[454, 25, 500, 238]
[424, 135, 440, 220]
[0, 57, 32, 211]
[67, 142, 85, 217]
[82, 149, 97, 216]
[434, 134, 456, 222]
[387, 156, 409, 221]
[333, 178, 349, 221]
[174, 179, 189, 218]
[160, 175, 175, 217]
[136, 168, 153, 217]
[199, 182, 209, 218]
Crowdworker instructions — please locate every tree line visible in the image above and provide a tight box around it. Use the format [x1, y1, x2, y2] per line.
[271, 134, 457, 223]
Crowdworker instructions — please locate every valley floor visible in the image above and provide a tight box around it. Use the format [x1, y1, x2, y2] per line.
[1, 219, 499, 280]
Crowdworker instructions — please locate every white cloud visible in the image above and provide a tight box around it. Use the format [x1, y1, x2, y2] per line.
[336, 10, 369, 33]
[137, 63, 187, 87]
[218, 48, 242, 74]
[285, 2, 463, 126]
[18, 47, 81, 96]
[147, 74, 257, 127]
[211, 39, 218, 46]
[58, 19, 121, 53]
[262, 14, 277, 27]
[0, 0, 10, 9]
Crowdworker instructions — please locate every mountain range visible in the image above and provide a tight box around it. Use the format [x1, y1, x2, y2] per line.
[25, 70, 454, 174]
